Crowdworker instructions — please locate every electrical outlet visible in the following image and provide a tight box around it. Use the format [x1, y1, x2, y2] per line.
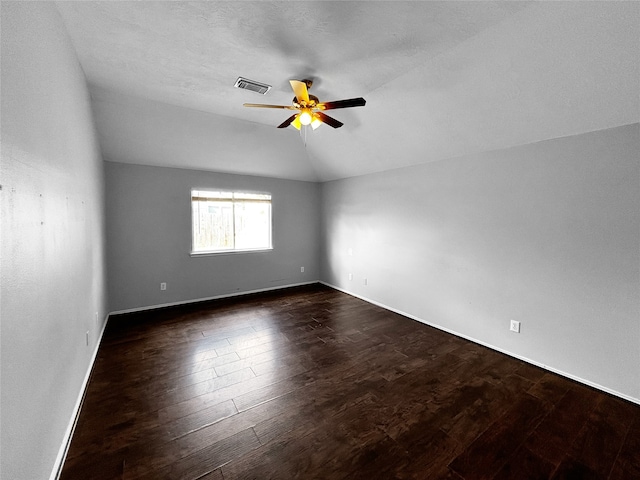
[160, 282, 167, 291]
[364, 278, 368, 286]
[510, 320, 521, 333]
[86, 331, 89, 346]
[300, 266, 305, 273]
[348, 273, 353, 281]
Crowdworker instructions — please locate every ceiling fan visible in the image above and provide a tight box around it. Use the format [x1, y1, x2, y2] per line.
[243, 79, 366, 130]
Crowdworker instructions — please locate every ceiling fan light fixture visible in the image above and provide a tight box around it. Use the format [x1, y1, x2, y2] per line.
[311, 115, 322, 130]
[299, 110, 312, 126]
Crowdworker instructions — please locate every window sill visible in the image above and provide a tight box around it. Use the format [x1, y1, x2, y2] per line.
[190, 247, 273, 257]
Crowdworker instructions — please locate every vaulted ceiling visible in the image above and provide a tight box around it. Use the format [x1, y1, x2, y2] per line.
[55, 1, 639, 182]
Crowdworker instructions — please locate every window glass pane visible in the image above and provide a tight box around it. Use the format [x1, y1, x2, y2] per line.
[234, 200, 271, 250]
[192, 199, 234, 251]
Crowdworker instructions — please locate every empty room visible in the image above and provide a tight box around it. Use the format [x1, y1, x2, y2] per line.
[1, 1, 639, 479]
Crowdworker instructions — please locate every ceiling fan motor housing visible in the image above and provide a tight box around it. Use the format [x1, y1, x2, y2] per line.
[294, 94, 319, 108]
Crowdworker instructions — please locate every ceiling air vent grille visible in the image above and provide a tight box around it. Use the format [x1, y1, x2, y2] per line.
[234, 77, 271, 95]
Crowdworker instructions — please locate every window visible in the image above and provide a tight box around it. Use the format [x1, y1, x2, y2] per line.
[191, 189, 272, 254]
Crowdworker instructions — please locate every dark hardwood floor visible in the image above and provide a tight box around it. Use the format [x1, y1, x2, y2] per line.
[60, 284, 639, 479]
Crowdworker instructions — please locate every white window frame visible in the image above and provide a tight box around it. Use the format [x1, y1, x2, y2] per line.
[190, 189, 273, 256]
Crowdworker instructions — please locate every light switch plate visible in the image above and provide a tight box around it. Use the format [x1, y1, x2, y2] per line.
[510, 320, 521, 333]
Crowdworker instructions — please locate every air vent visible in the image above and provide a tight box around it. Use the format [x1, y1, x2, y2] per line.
[234, 77, 271, 95]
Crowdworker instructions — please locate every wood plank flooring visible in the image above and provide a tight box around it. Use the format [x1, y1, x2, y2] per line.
[60, 284, 640, 479]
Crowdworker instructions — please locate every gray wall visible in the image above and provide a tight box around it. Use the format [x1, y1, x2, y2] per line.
[1, 3, 107, 479]
[105, 162, 320, 312]
[320, 124, 640, 402]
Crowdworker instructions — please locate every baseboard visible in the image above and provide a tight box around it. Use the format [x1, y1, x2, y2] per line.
[49, 315, 109, 480]
[108, 281, 320, 317]
[320, 281, 640, 406]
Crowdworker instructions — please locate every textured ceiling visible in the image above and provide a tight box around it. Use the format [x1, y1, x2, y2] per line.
[55, 1, 639, 182]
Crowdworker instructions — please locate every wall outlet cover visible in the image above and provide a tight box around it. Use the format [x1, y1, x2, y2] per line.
[510, 320, 521, 333]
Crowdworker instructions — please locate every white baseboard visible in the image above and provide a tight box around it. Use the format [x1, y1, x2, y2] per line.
[49, 315, 109, 480]
[320, 281, 640, 406]
[108, 281, 320, 316]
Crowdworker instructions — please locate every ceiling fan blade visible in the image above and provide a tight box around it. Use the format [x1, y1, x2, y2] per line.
[244, 103, 296, 109]
[277, 114, 299, 128]
[316, 111, 344, 129]
[289, 80, 310, 104]
[318, 97, 366, 110]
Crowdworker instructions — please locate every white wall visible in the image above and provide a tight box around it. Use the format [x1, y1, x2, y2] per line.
[1, 3, 107, 480]
[320, 124, 640, 403]
[105, 162, 320, 313]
